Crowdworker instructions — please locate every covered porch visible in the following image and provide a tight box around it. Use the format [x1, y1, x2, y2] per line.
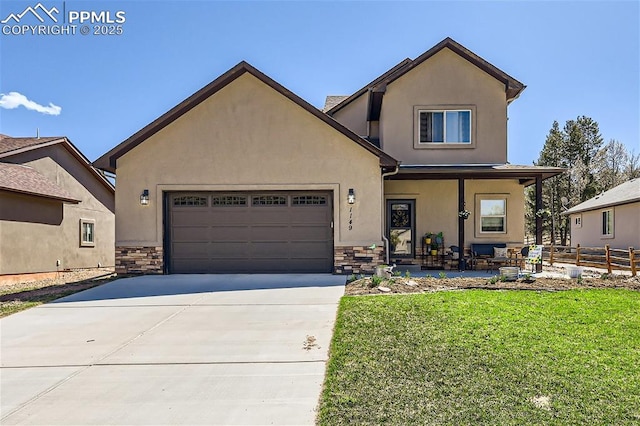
[384, 164, 564, 271]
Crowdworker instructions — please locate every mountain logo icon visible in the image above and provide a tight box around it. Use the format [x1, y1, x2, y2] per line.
[1, 3, 59, 24]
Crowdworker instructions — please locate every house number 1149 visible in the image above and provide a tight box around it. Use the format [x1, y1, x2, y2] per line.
[349, 207, 353, 230]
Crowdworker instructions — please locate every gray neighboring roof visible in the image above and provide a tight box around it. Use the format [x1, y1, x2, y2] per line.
[94, 61, 398, 173]
[322, 95, 349, 112]
[0, 163, 80, 203]
[0, 135, 62, 155]
[0, 135, 114, 193]
[563, 178, 640, 215]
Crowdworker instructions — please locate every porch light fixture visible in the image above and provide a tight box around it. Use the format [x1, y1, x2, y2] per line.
[140, 189, 149, 205]
[348, 188, 356, 204]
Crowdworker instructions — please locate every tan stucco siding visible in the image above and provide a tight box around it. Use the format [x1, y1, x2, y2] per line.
[384, 179, 524, 251]
[115, 73, 383, 248]
[380, 49, 508, 165]
[330, 93, 369, 137]
[0, 147, 115, 274]
[569, 203, 640, 249]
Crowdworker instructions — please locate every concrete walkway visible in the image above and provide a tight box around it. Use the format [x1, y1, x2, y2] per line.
[0, 274, 346, 425]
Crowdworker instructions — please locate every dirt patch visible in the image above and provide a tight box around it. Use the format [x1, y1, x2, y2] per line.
[0, 268, 117, 316]
[345, 274, 640, 296]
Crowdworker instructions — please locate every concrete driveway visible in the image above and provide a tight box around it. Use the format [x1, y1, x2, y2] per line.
[0, 274, 345, 425]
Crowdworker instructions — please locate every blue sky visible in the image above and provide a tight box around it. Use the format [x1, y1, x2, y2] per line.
[0, 1, 638, 166]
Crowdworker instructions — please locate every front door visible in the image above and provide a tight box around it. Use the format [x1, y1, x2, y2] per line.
[387, 199, 415, 259]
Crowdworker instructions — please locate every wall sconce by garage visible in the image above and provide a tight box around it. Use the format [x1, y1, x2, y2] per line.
[348, 188, 356, 204]
[140, 189, 150, 205]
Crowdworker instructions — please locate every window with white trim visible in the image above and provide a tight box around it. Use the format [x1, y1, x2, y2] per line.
[574, 215, 582, 228]
[480, 199, 506, 233]
[602, 210, 613, 237]
[80, 219, 95, 247]
[419, 110, 471, 144]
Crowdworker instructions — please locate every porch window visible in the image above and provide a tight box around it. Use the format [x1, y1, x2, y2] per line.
[419, 110, 471, 144]
[480, 199, 506, 233]
[601, 210, 613, 237]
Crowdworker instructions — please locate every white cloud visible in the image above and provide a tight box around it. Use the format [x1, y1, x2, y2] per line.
[0, 91, 61, 116]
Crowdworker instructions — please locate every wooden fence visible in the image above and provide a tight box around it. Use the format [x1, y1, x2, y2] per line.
[543, 245, 638, 277]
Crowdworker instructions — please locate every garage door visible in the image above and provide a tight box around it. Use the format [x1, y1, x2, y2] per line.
[168, 192, 333, 273]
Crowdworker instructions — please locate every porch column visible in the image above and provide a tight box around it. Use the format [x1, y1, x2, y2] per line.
[535, 174, 543, 272]
[458, 178, 465, 271]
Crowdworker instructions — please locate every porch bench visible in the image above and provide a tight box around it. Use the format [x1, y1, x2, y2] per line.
[470, 243, 508, 271]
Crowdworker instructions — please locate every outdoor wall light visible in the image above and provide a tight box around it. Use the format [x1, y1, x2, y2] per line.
[348, 188, 356, 204]
[140, 189, 149, 205]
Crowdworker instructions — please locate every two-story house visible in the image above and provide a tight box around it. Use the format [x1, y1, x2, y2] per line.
[94, 38, 562, 275]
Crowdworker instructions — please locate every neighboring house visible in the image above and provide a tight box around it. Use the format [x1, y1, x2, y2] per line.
[0, 135, 115, 277]
[94, 37, 563, 275]
[563, 178, 640, 249]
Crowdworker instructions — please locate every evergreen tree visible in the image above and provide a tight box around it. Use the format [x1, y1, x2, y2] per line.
[529, 117, 639, 245]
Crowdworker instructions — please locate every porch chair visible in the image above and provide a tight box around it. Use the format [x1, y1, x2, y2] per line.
[449, 245, 470, 270]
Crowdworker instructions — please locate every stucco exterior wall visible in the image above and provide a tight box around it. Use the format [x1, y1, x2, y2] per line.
[115, 73, 384, 256]
[569, 203, 640, 249]
[381, 49, 508, 165]
[384, 179, 525, 254]
[0, 145, 115, 274]
[330, 93, 369, 137]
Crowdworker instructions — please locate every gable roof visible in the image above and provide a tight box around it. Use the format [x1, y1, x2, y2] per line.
[93, 61, 398, 173]
[0, 162, 80, 203]
[0, 136, 114, 193]
[325, 37, 526, 117]
[563, 178, 640, 215]
[325, 58, 413, 115]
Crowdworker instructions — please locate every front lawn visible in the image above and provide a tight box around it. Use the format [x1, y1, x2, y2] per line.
[317, 290, 640, 425]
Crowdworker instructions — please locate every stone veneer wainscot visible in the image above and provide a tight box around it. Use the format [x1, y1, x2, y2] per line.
[334, 245, 385, 275]
[115, 246, 163, 274]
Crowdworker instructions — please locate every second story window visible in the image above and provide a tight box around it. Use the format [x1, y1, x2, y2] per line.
[419, 110, 471, 144]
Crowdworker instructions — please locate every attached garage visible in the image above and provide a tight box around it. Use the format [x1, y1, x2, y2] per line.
[95, 62, 395, 275]
[167, 191, 333, 273]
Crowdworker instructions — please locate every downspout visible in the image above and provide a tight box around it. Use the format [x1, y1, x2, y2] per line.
[381, 165, 400, 264]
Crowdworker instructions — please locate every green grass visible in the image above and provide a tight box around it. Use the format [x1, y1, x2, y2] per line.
[317, 290, 640, 425]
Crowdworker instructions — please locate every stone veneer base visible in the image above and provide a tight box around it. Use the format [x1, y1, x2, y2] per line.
[116, 246, 163, 275]
[334, 245, 385, 275]
[116, 245, 384, 276]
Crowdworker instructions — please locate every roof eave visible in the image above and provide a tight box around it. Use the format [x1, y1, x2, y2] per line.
[0, 187, 81, 204]
[563, 197, 640, 215]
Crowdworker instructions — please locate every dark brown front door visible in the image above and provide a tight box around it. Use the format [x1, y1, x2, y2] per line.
[387, 199, 415, 259]
[167, 192, 333, 273]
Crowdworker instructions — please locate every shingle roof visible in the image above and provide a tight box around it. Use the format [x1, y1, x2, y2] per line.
[322, 96, 349, 112]
[563, 178, 640, 215]
[0, 136, 63, 155]
[0, 162, 80, 203]
[0, 135, 114, 193]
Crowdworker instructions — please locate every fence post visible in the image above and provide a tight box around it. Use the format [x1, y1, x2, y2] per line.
[576, 244, 581, 266]
[630, 247, 637, 277]
[605, 244, 612, 274]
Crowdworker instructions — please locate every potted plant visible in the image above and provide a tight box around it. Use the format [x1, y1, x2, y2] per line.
[435, 232, 444, 245]
[430, 241, 439, 256]
[424, 233, 432, 245]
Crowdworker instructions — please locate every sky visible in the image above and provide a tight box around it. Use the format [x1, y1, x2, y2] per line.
[0, 0, 638, 167]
